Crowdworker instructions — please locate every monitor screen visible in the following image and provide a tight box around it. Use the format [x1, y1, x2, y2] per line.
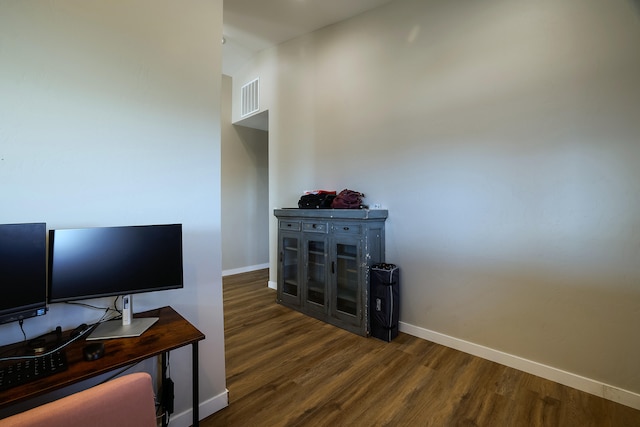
[48, 224, 183, 303]
[0, 223, 47, 324]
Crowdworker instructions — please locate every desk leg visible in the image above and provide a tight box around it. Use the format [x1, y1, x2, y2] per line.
[162, 352, 168, 427]
[193, 341, 199, 427]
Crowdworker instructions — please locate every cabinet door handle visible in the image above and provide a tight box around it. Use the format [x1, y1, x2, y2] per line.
[343, 226, 349, 231]
[280, 251, 283, 263]
[331, 261, 335, 274]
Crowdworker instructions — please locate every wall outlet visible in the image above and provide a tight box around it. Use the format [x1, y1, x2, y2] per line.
[372, 203, 382, 209]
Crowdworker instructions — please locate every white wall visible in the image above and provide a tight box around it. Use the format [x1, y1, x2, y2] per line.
[233, 0, 640, 405]
[0, 1, 226, 423]
[221, 75, 269, 274]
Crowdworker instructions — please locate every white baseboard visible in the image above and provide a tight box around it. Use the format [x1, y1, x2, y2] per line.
[222, 263, 269, 277]
[268, 280, 276, 290]
[399, 321, 640, 410]
[168, 389, 229, 427]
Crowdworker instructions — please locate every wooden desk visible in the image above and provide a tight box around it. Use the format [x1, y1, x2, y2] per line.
[0, 306, 205, 426]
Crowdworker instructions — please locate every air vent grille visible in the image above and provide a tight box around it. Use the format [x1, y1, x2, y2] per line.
[241, 78, 259, 117]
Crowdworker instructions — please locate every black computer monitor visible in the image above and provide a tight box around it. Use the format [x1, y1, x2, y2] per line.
[0, 223, 47, 324]
[48, 224, 183, 339]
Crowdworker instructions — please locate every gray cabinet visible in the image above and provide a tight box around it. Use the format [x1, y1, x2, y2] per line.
[275, 209, 387, 336]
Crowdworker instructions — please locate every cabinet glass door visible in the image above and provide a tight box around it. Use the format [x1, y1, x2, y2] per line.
[306, 239, 326, 307]
[335, 243, 358, 316]
[282, 236, 299, 298]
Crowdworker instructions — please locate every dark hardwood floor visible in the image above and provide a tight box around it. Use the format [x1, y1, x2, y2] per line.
[201, 269, 640, 426]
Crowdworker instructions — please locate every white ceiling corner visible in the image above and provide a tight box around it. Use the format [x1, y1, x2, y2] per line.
[222, 0, 395, 76]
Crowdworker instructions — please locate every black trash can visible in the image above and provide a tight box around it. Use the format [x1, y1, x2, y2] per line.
[369, 263, 399, 342]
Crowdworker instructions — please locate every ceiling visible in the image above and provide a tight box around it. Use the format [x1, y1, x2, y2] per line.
[222, 0, 395, 76]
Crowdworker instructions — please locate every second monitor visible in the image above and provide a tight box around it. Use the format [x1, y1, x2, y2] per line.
[48, 223, 183, 339]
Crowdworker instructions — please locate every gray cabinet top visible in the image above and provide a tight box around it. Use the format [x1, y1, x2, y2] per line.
[274, 208, 388, 220]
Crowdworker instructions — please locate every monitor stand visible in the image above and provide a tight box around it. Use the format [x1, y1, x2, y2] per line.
[86, 317, 159, 340]
[86, 294, 158, 340]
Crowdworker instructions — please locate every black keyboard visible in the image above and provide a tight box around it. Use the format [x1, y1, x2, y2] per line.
[0, 350, 68, 391]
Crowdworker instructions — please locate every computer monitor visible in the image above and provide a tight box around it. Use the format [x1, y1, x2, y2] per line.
[48, 224, 183, 339]
[0, 223, 47, 324]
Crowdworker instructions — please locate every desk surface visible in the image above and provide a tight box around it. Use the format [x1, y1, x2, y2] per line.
[0, 306, 205, 410]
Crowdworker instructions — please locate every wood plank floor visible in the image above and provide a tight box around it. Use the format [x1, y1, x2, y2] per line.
[201, 269, 640, 426]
